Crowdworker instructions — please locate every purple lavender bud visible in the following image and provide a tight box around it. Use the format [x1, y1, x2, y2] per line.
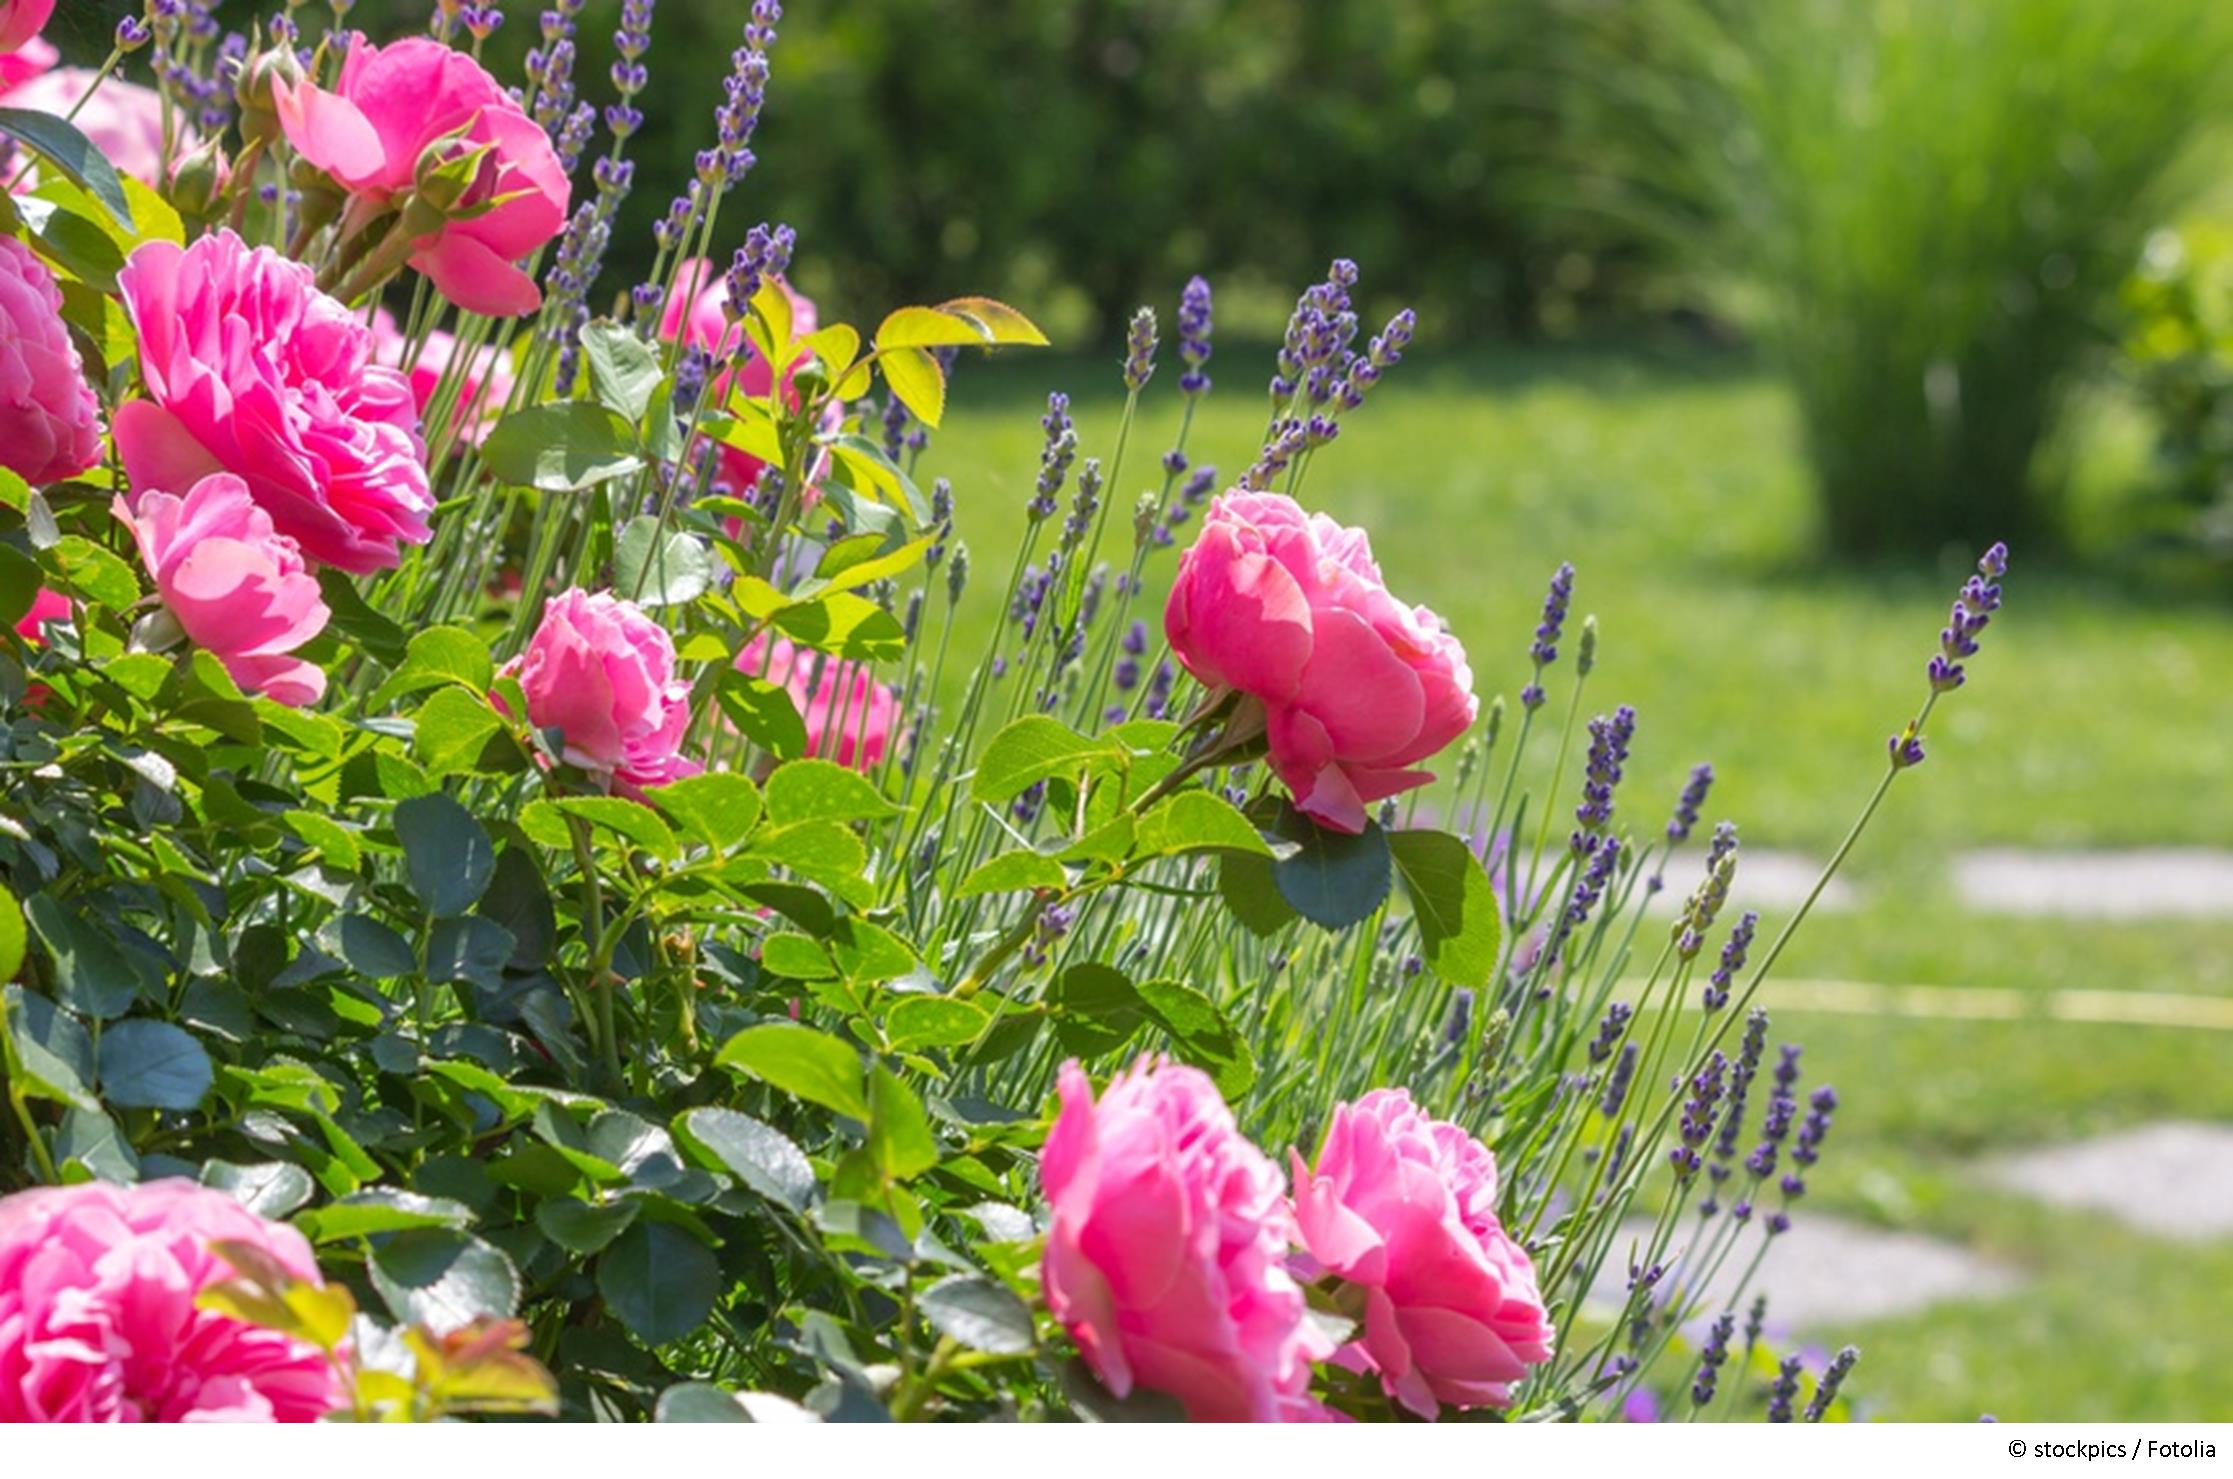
[1666, 762, 1714, 844]
[1703, 909, 1756, 1011]
[116, 15, 154, 49]
[1588, 1002, 1633, 1063]
[1766, 1356, 1803, 1422]
[1573, 705, 1637, 841]
[1531, 562, 1574, 670]
[1598, 1042, 1639, 1117]
[1979, 542, 2009, 579]
[1793, 1084, 1838, 1169]
[1031, 393, 1077, 521]
[1177, 275, 1213, 395]
[1691, 1311, 1737, 1407]
[1143, 658, 1174, 719]
[1520, 682, 1546, 712]
[1122, 307, 1157, 392]
[1443, 988, 1474, 1045]
[673, 347, 710, 416]
[1888, 726, 1926, 769]
[1804, 1347, 1859, 1421]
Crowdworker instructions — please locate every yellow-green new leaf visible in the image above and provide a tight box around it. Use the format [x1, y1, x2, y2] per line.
[879, 344, 945, 428]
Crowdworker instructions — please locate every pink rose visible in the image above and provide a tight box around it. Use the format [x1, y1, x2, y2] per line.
[370, 308, 515, 445]
[273, 37, 569, 318]
[1041, 1058, 1331, 1422]
[1290, 1088, 1552, 1418]
[13, 586, 68, 645]
[503, 589, 701, 797]
[735, 632, 899, 771]
[1164, 490, 1476, 834]
[0, 1179, 344, 1422]
[117, 473, 332, 707]
[114, 230, 431, 574]
[0, 33, 52, 91]
[0, 234, 101, 485]
[0, 0, 52, 55]
[1, 66, 172, 186]
[660, 259, 826, 497]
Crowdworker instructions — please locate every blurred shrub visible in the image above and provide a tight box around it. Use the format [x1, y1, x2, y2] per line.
[221, 0, 1685, 342]
[1657, 0, 2233, 556]
[2120, 222, 2233, 566]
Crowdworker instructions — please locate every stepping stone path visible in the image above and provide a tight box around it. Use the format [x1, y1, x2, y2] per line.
[1982, 1122, 2233, 1241]
[1592, 1214, 2024, 1329]
[1592, 1122, 2233, 1333]
[1953, 848, 2233, 919]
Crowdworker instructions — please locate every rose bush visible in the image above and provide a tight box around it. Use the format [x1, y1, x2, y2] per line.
[0, 0, 1990, 1427]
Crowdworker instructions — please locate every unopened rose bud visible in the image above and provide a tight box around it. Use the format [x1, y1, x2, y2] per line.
[167, 135, 231, 219]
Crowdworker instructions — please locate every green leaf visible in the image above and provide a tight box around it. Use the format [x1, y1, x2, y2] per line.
[298, 1189, 475, 1243]
[677, 1107, 814, 1211]
[918, 1274, 1035, 1354]
[866, 1066, 938, 1181]
[954, 850, 1067, 899]
[1062, 1357, 1186, 1421]
[826, 918, 918, 983]
[2, 985, 96, 1111]
[199, 1160, 316, 1219]
[1052, 962, 1147, 1057]
[521, 796, 679, 860]
[1271, 807, 1393, 930]
[25, 895, 139, 1019]
[655, 1384, 751, 1423]
[769, 591, 905, 661]
[1134, 791, 1275, 858]
[48, 535, 138, 611]
[424, 915, 516, 989]
[0, 884, 26, 992]
[580, 319, 664, 422]
[1136, 978, 1255, 1097]
[1217, 853, 1296, 936]
[0, 107, 134, 230]
[395, 793, 497, 916]
[971, 716, 1124, 804]
[318, 568, 409, 666]
[650, 772, 764, 851]
[1388, 829, 1504, 987]
[766, 757, 899, 826]
[372, 625, 495, 706]
[614, 517, 713, 607]
[879, 344, 945, 428]
[413, 686, 509, 774]
[715, 1022, 867, 1119]
[370, 1229, 521, 1335]
[884, 996, 989, 1052]
[761, 933, 835, 981]
[481, 402, 643, 491]
[54, 1107, 138, 1182]
[284, 810, 363, 871]
[874, 305, 985, 349]
[936, 296, 1050, 346]
[337, 914, 417, 979]
[714, 668, 807, 760]
[805, 532, 932, 597]
[599, 1221, 718, 1346]
[97, 1019, 213, 1110]
[534, 1196, 640, 1254]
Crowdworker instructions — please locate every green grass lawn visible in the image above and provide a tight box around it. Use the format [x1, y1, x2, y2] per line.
[920, 342, 2233, 1421]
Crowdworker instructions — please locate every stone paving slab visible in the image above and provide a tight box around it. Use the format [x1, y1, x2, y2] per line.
[1982, 1122, 2233, 1241]
[1953, 848, 2233, 918]
[1647, 848, 1858, 916]
[1591, 1213, 2024, 1330]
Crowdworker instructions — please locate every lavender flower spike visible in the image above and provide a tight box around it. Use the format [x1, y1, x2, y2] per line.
[1177, 276, 1213, 395]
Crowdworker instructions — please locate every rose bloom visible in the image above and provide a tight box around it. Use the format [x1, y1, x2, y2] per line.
[0, 0, 51, 55]
[734, 632, 899, 771]
[660, 259, 830, 497]
[114, 230, 431, 574]
[118, 473, 331, 707]
[1, 67, 172, 186]
[1041, 1058, 1332, 1422]
[0, 234, 102, 484]
[1164, 490, 1476, 834]
[0, 32, 51, 91]
[0, 1179, 344, 1422]
[503, 589, 701, 797]
[274, 37, 569, 318]
[13, 586, 68, 645]
[370, 309, 515, 445]
[1290, 1088, 1553, 1418]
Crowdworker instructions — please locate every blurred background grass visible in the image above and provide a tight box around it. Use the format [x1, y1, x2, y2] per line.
[45, 0, 2233, 1421]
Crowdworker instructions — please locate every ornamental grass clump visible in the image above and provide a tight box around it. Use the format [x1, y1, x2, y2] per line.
[0, 0, 1997, 1424]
